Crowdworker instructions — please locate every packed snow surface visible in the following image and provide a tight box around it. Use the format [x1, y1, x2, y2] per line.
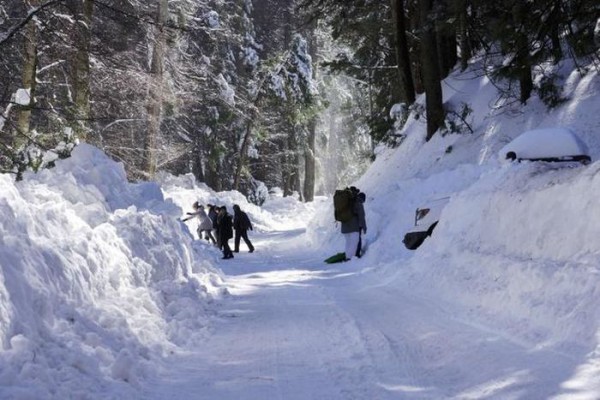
[1, 61, 600, 399]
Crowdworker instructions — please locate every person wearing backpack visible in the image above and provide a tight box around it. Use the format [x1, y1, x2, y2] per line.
[337, 187, 367, 261]
[233, 204, 255, 253]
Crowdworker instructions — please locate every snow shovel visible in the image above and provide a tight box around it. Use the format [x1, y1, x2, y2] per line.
[324, 252, 347, 264]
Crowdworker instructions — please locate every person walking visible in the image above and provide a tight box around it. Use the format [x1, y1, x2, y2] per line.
[197, 204, 216, 244]
[182, 202, 216, 244]
[217, 206, 234, 259]
[233, 204, 255, 253]
[207, 204, 219, 247]
[340, 187, 366, 261]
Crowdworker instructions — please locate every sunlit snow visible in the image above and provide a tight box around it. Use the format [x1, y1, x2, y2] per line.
[1, 61, 600, 399]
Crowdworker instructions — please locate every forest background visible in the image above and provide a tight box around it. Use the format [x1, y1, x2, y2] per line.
[1, 0, 598, 202]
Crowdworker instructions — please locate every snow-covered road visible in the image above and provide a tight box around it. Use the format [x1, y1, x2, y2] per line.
[143, 229, 581, 400]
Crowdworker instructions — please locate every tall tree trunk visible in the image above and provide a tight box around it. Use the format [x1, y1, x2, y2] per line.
[303, 118, 316, 202]
[15, 0, 40, 149]
[143, 0, 168, 179]
[303, 30, 318, 202]
[292, 131, 303, 201]
[233, 120, 253, 190]
[512, 3, 533, 104]
[390, 0, 416, 105]
[73, 0, 93, 141]
[457, 0, 471, 71]
[436, 21, 457, 78]
[419, 0, 445, 141]
[191, 134, 205, 182]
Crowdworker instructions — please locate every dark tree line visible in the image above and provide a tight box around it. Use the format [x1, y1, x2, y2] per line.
[0, 0, 598, 199]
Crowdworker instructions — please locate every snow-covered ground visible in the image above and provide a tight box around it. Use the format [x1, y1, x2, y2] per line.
[1, 60, 600, 399]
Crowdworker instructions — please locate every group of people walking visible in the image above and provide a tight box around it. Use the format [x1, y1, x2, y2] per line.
[183, 187, 366, 263]
[182, 202, 255, 260]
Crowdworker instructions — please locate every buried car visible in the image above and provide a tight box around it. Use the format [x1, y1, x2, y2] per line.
[403, 196, 450, 250]
[500, 127, 591, 164]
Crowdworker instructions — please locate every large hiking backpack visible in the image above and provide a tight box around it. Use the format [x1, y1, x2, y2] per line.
[334, 188, 356, 222]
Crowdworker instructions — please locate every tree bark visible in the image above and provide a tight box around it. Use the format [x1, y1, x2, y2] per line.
[457, 0, 471, 71]
[143, 0, 168, 179]
[436, 13, 457, 78]
[303, 29, 318, 202]
[233, 120, 253, 190]
[419, 0, 445, 141]
[15, 0, 40, 148]
[73, 0, 93, 141]
[512, 3, 533, 104]
[303, 118, 316, 202]
[390, 0, 416, 105]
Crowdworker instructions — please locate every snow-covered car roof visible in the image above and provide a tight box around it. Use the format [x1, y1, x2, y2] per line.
[499, 127, 590, 163]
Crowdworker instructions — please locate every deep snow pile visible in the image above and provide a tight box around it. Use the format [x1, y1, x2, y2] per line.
[309, 61, 600, 361]
[0, 145, 226, 399]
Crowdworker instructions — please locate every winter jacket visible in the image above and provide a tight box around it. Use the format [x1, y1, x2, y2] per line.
[340, 197, 366, 234]
[233, 206, 253, 231]
[188, 208, 213, 230]
[208, 208, 218, 229]
[218, 212, 234, 241]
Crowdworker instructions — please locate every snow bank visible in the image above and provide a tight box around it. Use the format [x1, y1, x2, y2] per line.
[310, 60, 600, 355]
[0, 144, 225, 399]
[412, 161, 600, 351]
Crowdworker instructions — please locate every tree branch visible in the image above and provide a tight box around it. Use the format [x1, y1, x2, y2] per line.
[0, 0, 66, 46]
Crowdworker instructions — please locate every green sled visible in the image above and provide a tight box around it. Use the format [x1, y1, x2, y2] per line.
[324, 252, 347, 264]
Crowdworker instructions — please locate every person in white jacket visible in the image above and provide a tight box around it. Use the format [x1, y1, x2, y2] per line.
[182, 202, 216, 244]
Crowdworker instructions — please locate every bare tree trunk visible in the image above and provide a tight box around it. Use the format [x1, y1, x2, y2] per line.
[456, 0, 471, 71]
[303, 30, 318, 202]
[293, 132, 303, 201]
[390, 0, 416, 105]
[73, 0, 93, 141]
[512, 3, 533, 104]
[233, 120, 252, 190]
[436, 18, 457, 77]
[143, 0, 168, 179]
[15, 0, 40, 149]
[419, 0, 445, 141]
[303, 118, 316, 202]
[191, 135, 205, 182]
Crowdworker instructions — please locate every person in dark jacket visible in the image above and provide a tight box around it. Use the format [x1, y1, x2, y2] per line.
[233, 204, 255, 253]
[207, 204, 219, 247]
[340, 188, 366, 261]
[355, 192, 366, 257]
[217, 206, 234, 259]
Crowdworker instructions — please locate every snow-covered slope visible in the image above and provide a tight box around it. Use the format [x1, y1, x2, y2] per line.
[309, 60, 600, 374]
[1, 58, 599, 399]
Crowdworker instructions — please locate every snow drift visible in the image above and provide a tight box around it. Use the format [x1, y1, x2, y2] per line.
[0, 144, 225, 399]
[309, 61, 600, 362]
